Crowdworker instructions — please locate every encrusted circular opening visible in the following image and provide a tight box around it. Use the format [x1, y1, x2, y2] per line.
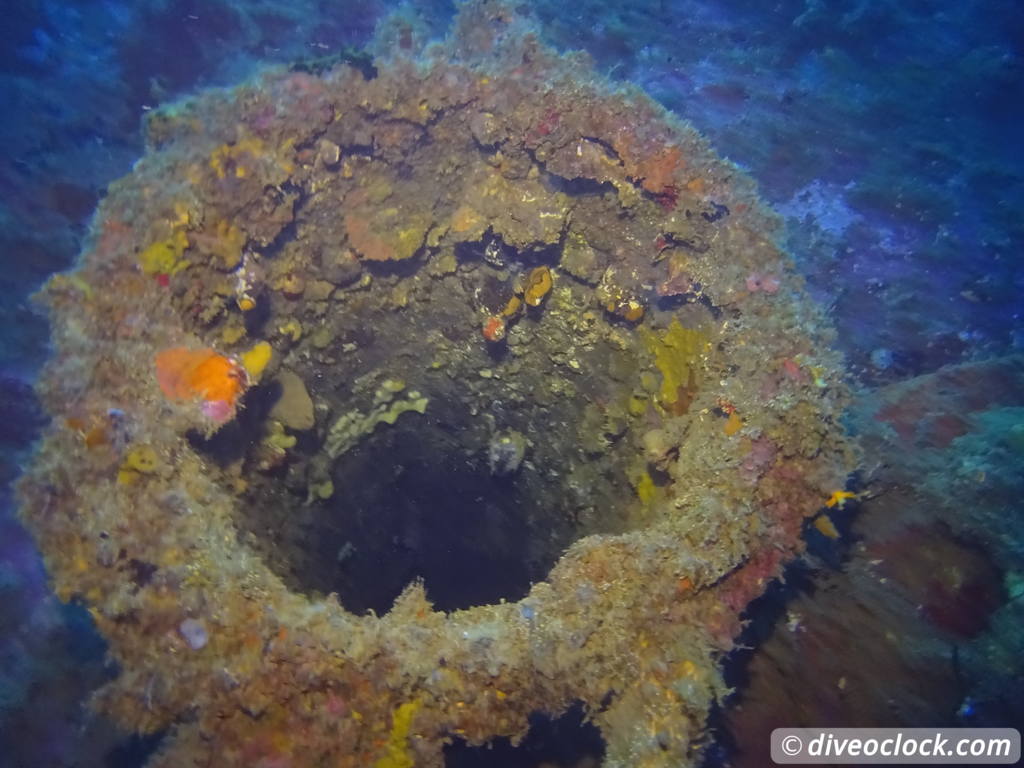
[194, 232, 718, 614]
[19, 5, 855, 764]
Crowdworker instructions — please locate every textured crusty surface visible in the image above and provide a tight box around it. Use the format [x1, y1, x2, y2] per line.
[18, 3, 854, 766]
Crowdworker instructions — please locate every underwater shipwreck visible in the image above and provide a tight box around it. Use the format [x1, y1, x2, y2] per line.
[18, 2, 856, 766]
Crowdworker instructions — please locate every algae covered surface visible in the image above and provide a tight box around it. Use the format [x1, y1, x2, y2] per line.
[18, 3, 854, 766]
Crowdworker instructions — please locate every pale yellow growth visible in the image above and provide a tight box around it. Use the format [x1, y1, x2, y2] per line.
[374, 700, 422, 768]
[139, 229, 190, 276]
[241, 341, 272, 380]
[639, 318, 711, 410]
[209, 137, 265, 179]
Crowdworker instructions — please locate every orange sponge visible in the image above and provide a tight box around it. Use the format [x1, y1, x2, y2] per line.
[155, 347, 246, 406]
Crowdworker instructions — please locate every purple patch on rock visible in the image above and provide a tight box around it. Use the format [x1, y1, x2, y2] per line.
[179, 618, 208, 650]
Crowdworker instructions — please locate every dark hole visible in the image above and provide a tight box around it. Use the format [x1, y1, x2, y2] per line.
[545, 174, 616, 197]
[285, 416, 549, 615]
[255, 217, 299, 260]
[700, 200, 730, 223]
[444, 702, 605, 767]
[227, 252, 644, 616]
[454, 232, 508, 263]
[242, 293, 273, 335]
[125, 559, 158, 588]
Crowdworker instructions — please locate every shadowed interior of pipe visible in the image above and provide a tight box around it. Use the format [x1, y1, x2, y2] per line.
[271, 405, 564, 615]
[207, 260, 663, 613]
[226, 382, 622, 614]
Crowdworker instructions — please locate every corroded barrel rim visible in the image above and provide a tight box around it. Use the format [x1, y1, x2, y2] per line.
[19, 3, 854, 766]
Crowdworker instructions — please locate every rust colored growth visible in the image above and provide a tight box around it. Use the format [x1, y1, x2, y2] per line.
[875, 391, 973, 447]
[723, 570, 964, 765]
[635, 146, 684, 195]
[723, 493, 1002, 766]
[870, 357, 1024, 447]
[723, 410, 743, 436]
[482, 314, 506, 343]
[616, 299, 646, 323]
[652, 184, 680, 212]
[65, 416, 109, 448]
[155, 347, 246, 405]
[534, 107, 561, 137]
[669, 372, 698, 416]
[343, 213, 391, 261]
[722, 547, 785, 613]
[658, 257, 695, 298]
[344, 209, 429, 262]
[869, 523, 1003, 639]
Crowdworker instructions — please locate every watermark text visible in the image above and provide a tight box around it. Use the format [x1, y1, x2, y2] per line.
[771, 728, 1020, 764]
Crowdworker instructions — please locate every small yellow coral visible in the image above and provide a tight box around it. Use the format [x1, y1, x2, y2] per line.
[241, 341, 272, 381]
[278, 318, 302, 342]
[139, 229, 190, 276]
[634, 469, 656, 505]
[209, 136, 265, 180]
[639, 318, 710, 414]
[311, 479, 334, 500]
[49, 273, 94, 299]
[825, 490, 858, 509]
[374, 700, 421, 768]
[628, 391, 649, 417]
[809, 365, 828, 388]
[501, 295, 523, 318]
[523, 266, 553, 307]
[123, 445, 158, 473]
[117, 470, 139, 485]
[275, 273, 305, 297]
[723, 411, 743, 436]
[263, 421, 297, 451]
[118, 445, 159, 484]
[277, 136, 297, 175]
[813, 513, 840, 539]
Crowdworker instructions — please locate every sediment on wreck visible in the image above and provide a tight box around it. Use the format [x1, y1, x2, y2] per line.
[17, 2, 855, 766]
